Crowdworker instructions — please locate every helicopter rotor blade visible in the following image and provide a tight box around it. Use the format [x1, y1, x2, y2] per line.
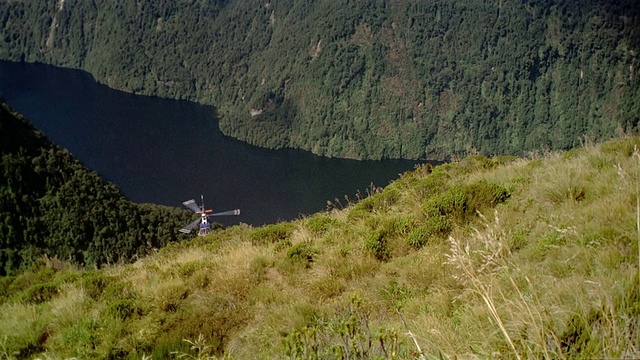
[179, 217, 201, 233]
[182, 199, 201, 213]
[207, 209, 241, 217]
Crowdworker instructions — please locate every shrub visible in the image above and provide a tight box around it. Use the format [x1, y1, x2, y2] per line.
[286, 243, 318, 267]
[6, 267, 56, 296]
[545, 182, 587, 204]
[0, 276, 12, 300]
[282, 295, 404, 358]
[106, 299, 142, 320]
[384, 279, 411, 309]
[406, 162, 432, 178]
[407, 227, 430, 249]
[351, 188, 399, 214]
[249, 256, 272, 283]
[412, 168, 450, 198]
[81, 271, 113, 300]
[346, 208, 369, 222]
[101, 280, 135, 301]
[393, 215, 416, 236]
[562, 147, 586, 160]
[600, 137, 640, 157]
[156, 284, 189, 313]
[492, 155, 519, 166]
[189, 271, 210, 289]
[273, 239, 292, 252]
[560, 275, 640, 357]
[177, 261, 201, 278]
[527, 159, 544, 168]
[457, 155, 496, 174]
[364, 230, 390, 261]
[58, 318, 102, 357]
[422, 187, 467, 219]
[381, 215, 416, 237]
[425, 215, 452, 237]
[21, 282, 58, 304]
[423, 181, 509, 221]
[306, 216, 339, 235]
[250, 222, 296, 245]
[463, 180, 510, 212]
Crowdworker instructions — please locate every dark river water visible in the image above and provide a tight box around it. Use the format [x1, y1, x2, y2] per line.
[0, 60, 423, 226]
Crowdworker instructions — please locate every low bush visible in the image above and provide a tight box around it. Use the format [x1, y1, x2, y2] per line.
[463, 180, 510, 211]
[155, 295, 250, 357]
[106, 299, 142, 320]
[600, 137, 640, 157]
[412, 168, 450, 199]
[249, 256, 272, 283]
[21, 282, 58, 304]
[346, 207, 369, 222]
[286, 243, 318, 267]
[527, 159, 544, 168]
[424, 214, 452, 237]
[273, 239, 293, 252]
[351, 188, 399, 214]
[544, 182, 587, 203]
[364, 230, 390, 261]
[562, 147, 587, 159]
[407, 227, 430, 249]
[382, 215, 416, 237]
[250, 222, 296, 245]
[492, 155, 519, 166]
[282, 295, 404, 358]
[306, 215, 339, 235]
[456, 155, 496, 174]
[177, 261, 202, 278]
[188, 271, 211, 289]
[5, 267, 56, 297]
[81, 271, 114, 300]
[422, 187, 467, 219]
[101, 280, 136, 302]
[156, 283, 189, 313]
[560, 275, 640, 357]
[422, 181, 509, 221]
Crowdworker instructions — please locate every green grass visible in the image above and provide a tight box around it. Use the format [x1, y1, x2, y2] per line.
[0, 137, 639, 358]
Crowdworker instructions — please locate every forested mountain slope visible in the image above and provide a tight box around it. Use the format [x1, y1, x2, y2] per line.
[0, 100, 193, 275]
[1, 0, 639, 160]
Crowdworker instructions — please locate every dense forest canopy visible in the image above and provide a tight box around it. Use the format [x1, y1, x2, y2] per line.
[0, 100, 195, 275]
[1, 0, 638, 160]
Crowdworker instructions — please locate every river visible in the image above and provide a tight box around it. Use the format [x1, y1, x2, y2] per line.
[0, 60, 423, 226]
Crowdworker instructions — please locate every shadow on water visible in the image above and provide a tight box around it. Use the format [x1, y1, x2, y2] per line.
[0, 60, 424, 226]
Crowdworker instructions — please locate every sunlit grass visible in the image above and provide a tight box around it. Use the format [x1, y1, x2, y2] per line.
[0, 137, 638, 358]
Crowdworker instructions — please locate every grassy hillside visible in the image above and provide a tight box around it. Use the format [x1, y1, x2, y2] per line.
[1, 137, 638, 358]
[0, 100, 194, 275]
[1, 0, 638, 160]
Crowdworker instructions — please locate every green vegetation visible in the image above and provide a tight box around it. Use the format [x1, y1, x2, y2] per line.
[1, 0, 638, 160]
[0, 100, 194, 275]
[1, 132, 639, 358]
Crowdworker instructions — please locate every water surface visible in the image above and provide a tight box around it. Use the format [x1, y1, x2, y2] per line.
[0, 60, 422, 225]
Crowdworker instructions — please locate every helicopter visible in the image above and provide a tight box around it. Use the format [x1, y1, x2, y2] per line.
[178, 195, 240, 236]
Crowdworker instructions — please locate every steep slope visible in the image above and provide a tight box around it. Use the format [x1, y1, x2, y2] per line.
[0, 99, 194, 275]
[1, 0, 638, 160]
[0, 137, 637, 358]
